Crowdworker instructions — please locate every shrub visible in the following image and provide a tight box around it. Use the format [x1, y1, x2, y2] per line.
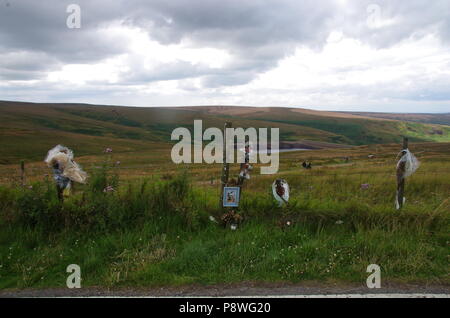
[15, 181, 62, 229]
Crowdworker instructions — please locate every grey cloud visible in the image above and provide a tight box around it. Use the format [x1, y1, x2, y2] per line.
[126, 0, 338, 85]
[0, 52, 56, 71]
[202, 72, 254, 88]
[0, 0, 449, 94]
[121, 60, 211, 84]
[0, 0, 129, 62]
[132, 0, 337, 47]
[302, 73, 450, 103]
[339, 0, 450, 48]
[0, 0, 339, 85]
[0, 69, 45, 80]
[0, 50, 60, 80]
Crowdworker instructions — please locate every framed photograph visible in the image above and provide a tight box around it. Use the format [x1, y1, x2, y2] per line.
[223, 187, 240, 207]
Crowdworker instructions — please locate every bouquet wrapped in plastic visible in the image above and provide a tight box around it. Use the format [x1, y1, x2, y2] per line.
[272, 179, 289, 207]
[396, 149, 420, 209]
[44, 145, 87, 197]
[396, 149, 420, 180]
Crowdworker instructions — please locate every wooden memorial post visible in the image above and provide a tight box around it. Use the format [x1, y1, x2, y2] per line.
[396, 137, 408, 209]
[218, 122, 248, 228]
[220, 122, 232, 209]
[237, 140, 250, 186]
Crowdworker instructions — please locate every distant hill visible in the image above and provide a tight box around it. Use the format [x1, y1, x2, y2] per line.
[346, 112, 450, 126]
[181, 106, 450, 144]
[1, 100, 449, 163]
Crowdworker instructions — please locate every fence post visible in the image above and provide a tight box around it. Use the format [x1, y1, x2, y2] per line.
[396, 137, 408, 209]
[20, 160, 25, 186]
[220, 122, 232, 209]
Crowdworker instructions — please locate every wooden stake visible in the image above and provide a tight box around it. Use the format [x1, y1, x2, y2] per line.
[237, 140, 250, 187]
[396, 137, 408, 209]
[220, 122, 232, 208]
[20, 160, 25, 186]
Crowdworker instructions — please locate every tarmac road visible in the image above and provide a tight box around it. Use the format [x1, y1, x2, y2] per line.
[0, 281, 448, 297]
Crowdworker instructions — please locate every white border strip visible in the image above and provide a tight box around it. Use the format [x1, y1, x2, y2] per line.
[54, 294, 449, 298]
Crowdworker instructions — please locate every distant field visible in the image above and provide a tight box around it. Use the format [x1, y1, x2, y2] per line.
[347, 111, 450, 126]
[1, 100, 449, 164]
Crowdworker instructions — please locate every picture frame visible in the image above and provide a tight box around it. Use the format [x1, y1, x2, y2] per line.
[222, 187, 240, 207]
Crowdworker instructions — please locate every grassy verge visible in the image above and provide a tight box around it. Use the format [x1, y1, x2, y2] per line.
[0, 162, 448, 289]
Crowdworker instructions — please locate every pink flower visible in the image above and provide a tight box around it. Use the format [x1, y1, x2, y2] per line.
[104, 148, 113, 153]
[360, 183, 370, 190]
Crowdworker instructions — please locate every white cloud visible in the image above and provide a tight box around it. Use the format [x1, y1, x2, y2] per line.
[45, 25, 231, 85]
[218, 33, 450, 112]
[1, 1, 449, 112]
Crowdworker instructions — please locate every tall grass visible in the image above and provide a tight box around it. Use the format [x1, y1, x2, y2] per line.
[0, 167, 203, 233]
[0, 161, 448, 289]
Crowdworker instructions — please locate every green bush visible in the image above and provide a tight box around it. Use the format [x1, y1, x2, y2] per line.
[15, 181, 62, 229]
[0, 168, 205, 233]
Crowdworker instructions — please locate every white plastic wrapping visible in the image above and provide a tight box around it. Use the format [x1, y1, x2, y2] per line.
[396, 149, 420, 179]
[45, 145, 88, 184]
[395, 148, 419, 209]
[272, 179, 289, 206]
[395, 196, 406, 210]
[239, 163, 253, 180]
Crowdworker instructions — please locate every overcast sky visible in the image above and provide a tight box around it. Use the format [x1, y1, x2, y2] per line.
[0, 0, 449, 112]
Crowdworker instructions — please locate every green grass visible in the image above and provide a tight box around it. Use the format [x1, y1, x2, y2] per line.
[0, 211, 447, 289]
[0, 153, 448, 290]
